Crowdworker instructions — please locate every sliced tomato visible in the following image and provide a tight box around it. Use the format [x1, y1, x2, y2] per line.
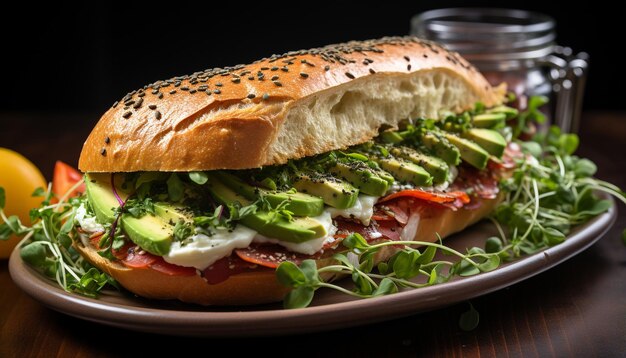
[201, 255, 270, 285]
[379, 189, 470, 205]
[52, 161, 85, 198]
[149, 257, 196, 276]
[122, 247, 158, 268]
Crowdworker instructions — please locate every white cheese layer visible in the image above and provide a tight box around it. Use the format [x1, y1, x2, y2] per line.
[75, 204, 104, 233]
[164, 225, 257, 270]
[253, 211, 337, 255]
[325, 195, 379, 226]
[164, 212, 337, 269]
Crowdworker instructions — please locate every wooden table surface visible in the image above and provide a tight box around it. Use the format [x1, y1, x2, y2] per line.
[0, 111, 624, 357]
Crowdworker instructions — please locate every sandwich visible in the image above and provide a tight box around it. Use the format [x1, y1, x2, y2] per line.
[72, 36, 517, 305]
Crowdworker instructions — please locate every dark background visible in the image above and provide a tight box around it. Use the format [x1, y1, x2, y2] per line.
[1, 2, 623, 116]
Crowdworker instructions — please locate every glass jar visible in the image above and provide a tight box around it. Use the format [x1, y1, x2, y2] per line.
[411, 8, 588, 133]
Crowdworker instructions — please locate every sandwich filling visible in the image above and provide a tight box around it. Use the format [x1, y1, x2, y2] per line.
[79, 104, 518, 283]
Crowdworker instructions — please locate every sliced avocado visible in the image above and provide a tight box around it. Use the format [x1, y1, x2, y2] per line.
[121, 213, 174, 256]
[420, 132, 461, 166]
[374, 168, 396, 185]
[376, 157, 432, 186]
[487, 105, 518, 119]
[390, 147, 449, 184]
[214, 171, 324, 217]
[463, 128, 507, 157]
[85, 173, 128, 223]
[472, 113, 506, 128]
[154, 202, 193, 225]
[85, 173, 188, 256]
[443, 133, 490, 169]
[293, 173, 359, 209]
[205, 175, 326, 243]
[380, 131, 404, 144]
[330, 161, 389, 196]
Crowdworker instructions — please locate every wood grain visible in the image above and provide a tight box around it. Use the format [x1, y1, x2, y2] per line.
[0, 111, 625, 357]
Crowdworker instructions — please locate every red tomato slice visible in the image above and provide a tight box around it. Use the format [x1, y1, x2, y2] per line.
[149, 257, 197, 276]
[379, 189, 469, 205]
[122, 247, 158, 268]
[52, 161, 85, 198]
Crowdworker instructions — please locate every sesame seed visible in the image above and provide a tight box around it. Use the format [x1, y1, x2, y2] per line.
[112, 101, 119, 108]
[247, 93, 256, 99]
[271, 75, 279, 81]
[214, 89, 221, 94]
[262, 93, 270, 100]
[215, 82, 223, 87]
[248, 76, 254, 80]
[407, 64, 412, 71]
[231, 78, 241, 83]
[271, 66, 279, 71]
[148, 104, 157, 110]
[100, 148, 106, 156]
[158, 93, 164, 99]
[324, 65, 330, 71]
[369, 68, 376, 74]
[155, 111, 162, 120]
[133, 98, 143, 108]
[104, 136, 110, 144]
[273, 81, 282, 87]
[345, 72, 355, 79]
[169, 90, 177, 94]
[300, 72, 309, 78]
[404, 56, 410, 61]
[281, 66, 288, 72]
[122, 111, 132, 119]
[190, 89, 197, 94]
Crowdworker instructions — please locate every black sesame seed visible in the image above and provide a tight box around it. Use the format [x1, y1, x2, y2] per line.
[423, 54, 428, 58]
[271, 66, 279, 71]
[248, 76, 255, 80]
[122, 111, 132, 119]
[112, 101, 119, 108]
[345, 72, 355, 79]
[404, 56, 410, 61]
[155, 111, 162, 120]
[281, 66, 288, 72]
[247, 93, 256, 99]
[262, 93, 270, 100]
[324, 65, 330, 71]
[100, 148, 106, 156]
[273, 81, 282, 87]
[407, 64, 412, 71]
[148, 104, 157, 110]
[261, 67, 269, 70]
[169, 90, 177, 94]
[181, 86, 189, 91]
[190, 89, 197, 94]
[214, 89, 221, 94]
[138, 92, 145, 97]
[133, 98, 143, 108]
[104, 136, 110, 144]
[231, 78, 241, 83]
[158, 93, 164, 99]
[151, 89, 159, 95]
[300, 72, 309, 78]
[271, 75, 279, 81]
[369, 68, 376, 74]
[215, 82, 223, 87]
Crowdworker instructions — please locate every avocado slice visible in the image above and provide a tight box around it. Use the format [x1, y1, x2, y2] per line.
[376, 157, 432, 186]
[85, 173, 188, 256]
[85, 173, 128, 223]
[214, 171, 324, 217]
[293, 173, 359, 209]
[330, 162, 390, 196]
[463, 128, 507, 158]
[420, 132, 461, 166]
[443, 133, 490, 169]
[390, 147, 450, 184]
[472, 113, 506, 128]
[380, 131, 404, 144]
[121, 213, 174, 255]
[488, 105, 518, 119]
[205, 175, 327, 243]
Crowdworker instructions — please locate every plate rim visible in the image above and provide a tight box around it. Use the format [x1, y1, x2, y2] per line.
[9, 199, 617, 337]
